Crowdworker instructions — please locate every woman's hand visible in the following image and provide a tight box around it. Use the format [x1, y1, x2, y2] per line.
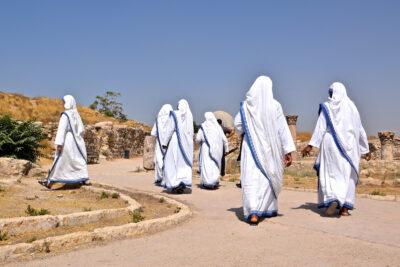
[284, 153, 292, 167]
[302, 145, 312, 157]
[57, 145, 63, 153]
[365, 152, 371, 161]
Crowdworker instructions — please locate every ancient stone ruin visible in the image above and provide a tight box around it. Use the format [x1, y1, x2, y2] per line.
[41, 121, 148, 163]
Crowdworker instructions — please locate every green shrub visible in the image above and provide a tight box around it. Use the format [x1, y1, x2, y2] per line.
[174, 207, 181, 214]
[100, 191, 109, 199]
[370, 190, 386, 196]
[25, 236, 37, 243]
[0, 115, 45, 162]
[132, 212, 145, 223]
[159, 197, 165, 203]
[111, 192, 120, 199]
[25, 205, 50, 216]
[0, 232, 8, 241]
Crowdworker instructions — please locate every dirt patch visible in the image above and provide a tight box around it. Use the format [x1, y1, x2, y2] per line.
[0, 181, 179, 248]
[96, 184, 178, 220]
[0, 213, 133, 246]
[0, 180, 127, 219]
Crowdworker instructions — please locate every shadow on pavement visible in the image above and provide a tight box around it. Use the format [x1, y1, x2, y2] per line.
[292, 202, 341, 218]
[195, 184, 220, 190]
[162, 188, 193, 195]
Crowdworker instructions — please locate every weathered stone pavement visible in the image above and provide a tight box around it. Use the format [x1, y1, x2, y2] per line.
[10, 159, 400, 266]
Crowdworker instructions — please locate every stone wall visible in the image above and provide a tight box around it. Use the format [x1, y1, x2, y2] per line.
[41, 122, 148, 163]
[84, 126, 101, 164]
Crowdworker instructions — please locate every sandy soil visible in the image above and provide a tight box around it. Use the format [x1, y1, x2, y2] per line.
[7, 158, 399, 267]
[0, 175, 177, 247]
[0, 180, 127, 218]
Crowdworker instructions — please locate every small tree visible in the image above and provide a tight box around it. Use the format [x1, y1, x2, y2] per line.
[89, 91, 128, 122]
[0, 115, 46, 162]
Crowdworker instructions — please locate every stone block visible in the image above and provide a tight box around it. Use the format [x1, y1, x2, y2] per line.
[143, 136, 156, 170]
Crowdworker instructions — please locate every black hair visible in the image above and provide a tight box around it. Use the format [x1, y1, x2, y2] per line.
[217, 119, 222, 125]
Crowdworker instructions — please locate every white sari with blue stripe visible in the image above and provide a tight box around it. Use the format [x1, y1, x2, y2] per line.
[309, 82, 369, 210]
[234, 76, 296, 220]
[162, 99, 194, 191]
[48, 95, 89, 183]
[151, 104, 173, 185]
[195, 112, 229, 188]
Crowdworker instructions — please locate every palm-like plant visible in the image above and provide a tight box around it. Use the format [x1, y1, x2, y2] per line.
[0, 115, 46, 162]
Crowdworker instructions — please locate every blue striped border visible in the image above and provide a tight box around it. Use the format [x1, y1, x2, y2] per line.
[239, 102, 277, 199]
[199, 126, 220, 168]
[170, 111, 192, 168]
[319, 104, 359, 183]
[245, 210, 278, 220]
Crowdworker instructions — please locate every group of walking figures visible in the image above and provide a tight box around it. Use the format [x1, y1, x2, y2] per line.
[40, 75, 371, 225]
[151, 76, 371, 224]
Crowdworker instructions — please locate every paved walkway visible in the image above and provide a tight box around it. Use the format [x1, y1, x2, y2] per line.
[12, 159, 400, 266]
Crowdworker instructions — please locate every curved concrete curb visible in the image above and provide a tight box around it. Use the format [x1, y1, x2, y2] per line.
[0, 185, 192, 262]
[282, 187, 400, 202]
[0, 187, 141, 236]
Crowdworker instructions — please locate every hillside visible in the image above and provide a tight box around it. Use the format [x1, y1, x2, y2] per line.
[0, 92, 150, 131]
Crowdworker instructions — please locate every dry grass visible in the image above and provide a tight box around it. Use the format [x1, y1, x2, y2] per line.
[0, 213, 133, 246]
[0, 182, 178, 247]
[0, 180, 128, 218]
[0, 92, 150, 131]
[297, 132, 312, 142]
[97, 184, 178, 220]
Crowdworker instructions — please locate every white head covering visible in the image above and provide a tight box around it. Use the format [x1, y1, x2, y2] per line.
[241, 76, 285, 196]
[62, 95, 85, 138]
[174, 99, 194, 166]
[201, 112, 225, 166]
[156, 104, 173, 148]
[323, 82, 363, 174]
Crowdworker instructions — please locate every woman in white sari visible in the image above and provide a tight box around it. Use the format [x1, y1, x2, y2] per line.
[39, 95, 90, 189]
[151, 104, 173, 185]
[162, 99, 194, 193]
[196, 112, 229, 189]
[234, 76, 295, 225]
[302, 82, 371, 216]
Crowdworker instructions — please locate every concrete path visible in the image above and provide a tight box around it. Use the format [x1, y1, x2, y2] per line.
[11, 159, 400, 266]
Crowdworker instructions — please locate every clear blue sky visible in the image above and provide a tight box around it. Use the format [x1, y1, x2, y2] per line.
[1, 0, 399, 135]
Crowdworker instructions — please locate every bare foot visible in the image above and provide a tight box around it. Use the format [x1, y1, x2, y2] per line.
[249, 214, 259, 225]
[340, 207, 350, 216]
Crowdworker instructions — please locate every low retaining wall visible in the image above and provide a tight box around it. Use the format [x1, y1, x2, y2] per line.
[0, 187, 192, 262]
[0, 187, 140, 237]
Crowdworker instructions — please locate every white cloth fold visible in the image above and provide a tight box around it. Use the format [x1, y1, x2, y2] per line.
[151, 104, 173, 184]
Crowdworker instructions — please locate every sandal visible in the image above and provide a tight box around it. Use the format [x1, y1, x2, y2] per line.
[38, 180, 51, 189]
